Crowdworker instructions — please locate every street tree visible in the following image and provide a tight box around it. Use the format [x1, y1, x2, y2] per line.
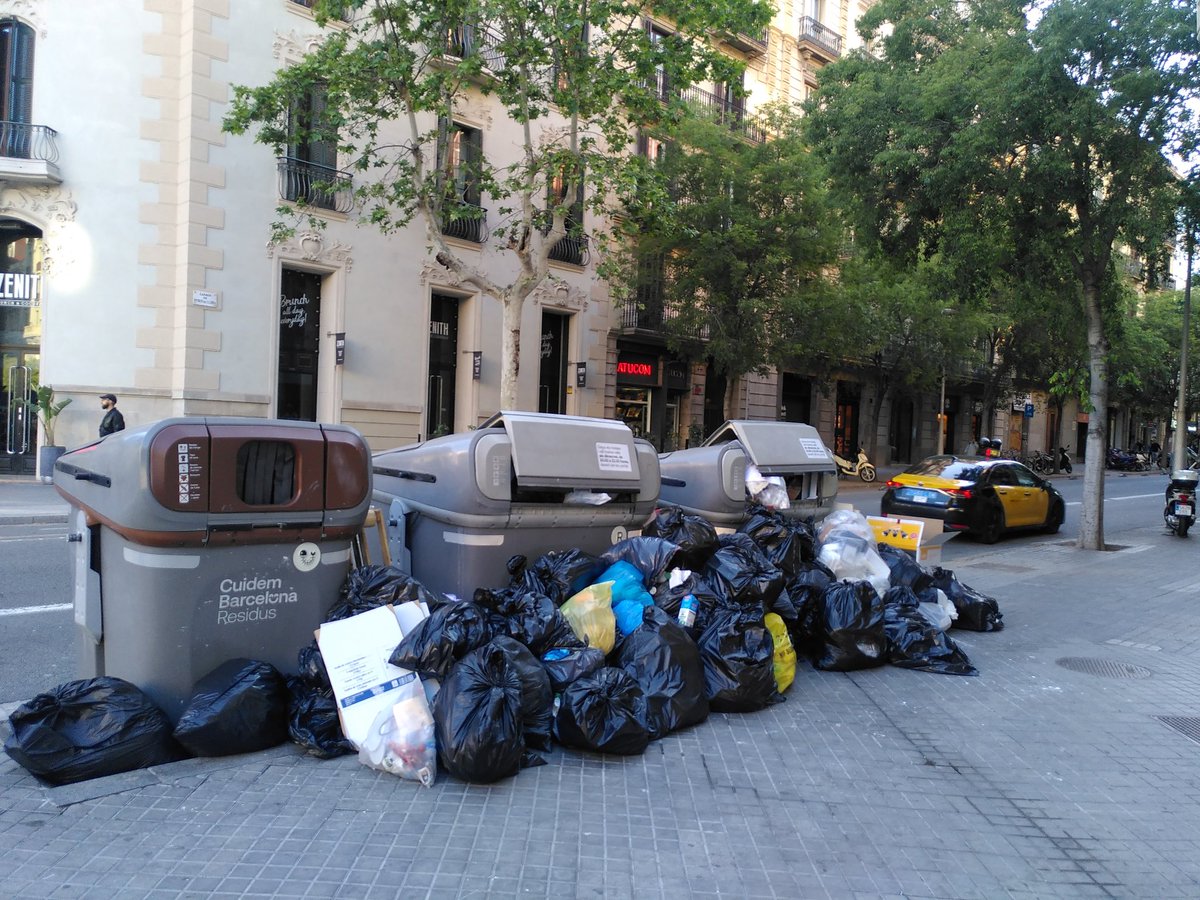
[224, 0, 770, 410]
[611, 105, 843, 431]
[806, 0, 1200, 549]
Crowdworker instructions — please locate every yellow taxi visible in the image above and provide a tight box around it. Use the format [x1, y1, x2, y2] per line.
[880, 455, 1066, 544]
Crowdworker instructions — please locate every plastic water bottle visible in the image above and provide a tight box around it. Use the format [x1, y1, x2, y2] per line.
[678, 594, 698, 628]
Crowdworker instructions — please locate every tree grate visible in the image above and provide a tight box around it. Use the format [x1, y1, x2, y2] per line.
[1157, 717, 1200, 746]
[1054, 657, 1153, 679]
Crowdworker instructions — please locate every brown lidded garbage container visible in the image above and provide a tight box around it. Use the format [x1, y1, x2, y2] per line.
[54, 417, 371, 720]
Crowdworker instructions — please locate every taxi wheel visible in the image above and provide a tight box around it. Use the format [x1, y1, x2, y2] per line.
[1044, 501, 1064, 534]
[978, 506, 1004, 544]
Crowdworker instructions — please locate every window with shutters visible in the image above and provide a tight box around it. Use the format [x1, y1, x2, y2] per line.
[0, 19, 34, 159]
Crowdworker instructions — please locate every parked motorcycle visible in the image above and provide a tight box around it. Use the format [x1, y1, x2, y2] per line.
[832, 447, 877, 482]
[1107, 447, 1147, 471]
[1058, 446, 1073, 474]
[1164, 469, 1198, 537]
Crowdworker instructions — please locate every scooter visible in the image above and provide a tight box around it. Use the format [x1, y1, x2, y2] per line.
[1058, 446, 1073, 475]
[1164, 469, 1198, 537]
[832, 446, 877, 482]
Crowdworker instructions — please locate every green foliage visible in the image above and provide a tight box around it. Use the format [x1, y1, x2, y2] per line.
[609, 104, 842, 382]
[24, 384, 71, 447]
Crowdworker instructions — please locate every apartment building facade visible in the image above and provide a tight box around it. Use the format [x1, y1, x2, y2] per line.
[0, 0, 1085, 479]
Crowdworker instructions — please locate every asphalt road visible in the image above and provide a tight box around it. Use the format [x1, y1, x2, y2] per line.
[0, 470, 1173, 708]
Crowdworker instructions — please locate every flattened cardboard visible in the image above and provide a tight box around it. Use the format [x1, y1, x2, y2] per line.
[315, 602, 428, 749]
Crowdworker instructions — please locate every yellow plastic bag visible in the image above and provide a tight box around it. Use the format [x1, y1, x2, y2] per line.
[560, 582, 616, 654]
[765, 613, 796, 693]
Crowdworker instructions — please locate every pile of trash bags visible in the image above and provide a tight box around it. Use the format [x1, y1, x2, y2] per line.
[4, 507, 1001, 788]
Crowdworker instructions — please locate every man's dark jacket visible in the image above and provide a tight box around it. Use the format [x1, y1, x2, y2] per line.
[99, 408, 125, 437]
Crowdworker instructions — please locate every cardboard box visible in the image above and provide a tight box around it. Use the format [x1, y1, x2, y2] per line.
[867, 514, 958, 567]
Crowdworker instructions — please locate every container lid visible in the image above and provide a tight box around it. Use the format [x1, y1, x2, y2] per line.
[703, 420, 835, 474]
[480, 411, 643, 490]
[1171, 468, 1200, 483]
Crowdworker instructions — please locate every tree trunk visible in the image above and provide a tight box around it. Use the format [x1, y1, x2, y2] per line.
[500, 293, 522, 410]
[866, 379, 887, 462]
[1078, 278, 1108, 550]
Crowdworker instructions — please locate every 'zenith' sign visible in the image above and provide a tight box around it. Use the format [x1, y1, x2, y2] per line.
[0, 272, 39, 307]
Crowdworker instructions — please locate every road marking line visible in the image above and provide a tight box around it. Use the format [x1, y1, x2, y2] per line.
[0, 603, 71, 617]
[1066, 493, 1163, 506]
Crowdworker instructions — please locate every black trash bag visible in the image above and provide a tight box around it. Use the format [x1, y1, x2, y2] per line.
[515, 549, 605, 606]
[296, 640, 330, 691]
[882, 587, 978, 676]
[601, 537, 685, 587]
[540, 646, 608, 693]
[5, 677, 182, 785]
[433, 643, 525, 783]
[641, 506, 720, 569]
[814, 580, 888, 672]
[876, 544, 934, 593]
[473, 587, 584, 657]
[173, 659, 289, 757]
[612, 606, 708, 740]
[696, 608, 781, 713]
[489, 636, 554, 754]
[326, 565, 444, 621]
[786, 561, 837, 658]
[285, 677, 354, 759]
[928, 567, 1004, 632]
[388, 600, 492, 678]
[738, 505, 817, 575]
[701, 533, 786, 614]
[553, 667, 650, 755]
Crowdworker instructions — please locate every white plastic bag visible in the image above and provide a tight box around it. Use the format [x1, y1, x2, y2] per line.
[816, 508, 891, 598]
[915, 590, 957, 632]
[745, 463, 790, 510]
[358, 678, 437, 787]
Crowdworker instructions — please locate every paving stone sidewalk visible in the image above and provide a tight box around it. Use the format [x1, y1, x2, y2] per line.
[2, 482, 1199, 898]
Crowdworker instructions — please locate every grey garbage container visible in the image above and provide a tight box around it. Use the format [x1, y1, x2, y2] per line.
[657, 420, 838, 526]
[54, 417, 372, 720]
[372, 411, 660, 600]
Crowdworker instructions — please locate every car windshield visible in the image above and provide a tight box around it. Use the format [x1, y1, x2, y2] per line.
[905, 457, 985, 481]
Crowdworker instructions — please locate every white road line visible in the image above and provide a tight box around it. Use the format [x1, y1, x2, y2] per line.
[0, 603, 71, 617]
[1066, 493, 1163, 506]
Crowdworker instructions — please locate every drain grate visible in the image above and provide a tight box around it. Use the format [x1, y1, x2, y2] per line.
[1157, 717, 1200, 745]
[1055, 657, 1153, 679]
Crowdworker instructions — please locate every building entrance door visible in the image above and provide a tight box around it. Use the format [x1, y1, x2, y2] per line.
[278, 268, 322, 421]
[1, 353, 36, 474]
[426, 294, 459, 438]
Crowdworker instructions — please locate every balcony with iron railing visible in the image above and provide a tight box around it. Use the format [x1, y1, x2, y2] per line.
[620, 272, 711, 340]
[678, 85, 767, 144]
[548, 232, 590, 266]
[798, 16, 842, 61]
[0, 122, 61, 184]
[445, 23, 507, 72]
[441, 200, 488, 243]
[278, 157, 354, 213]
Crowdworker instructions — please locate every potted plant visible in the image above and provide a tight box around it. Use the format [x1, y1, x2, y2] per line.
[25, 384, 72, 481]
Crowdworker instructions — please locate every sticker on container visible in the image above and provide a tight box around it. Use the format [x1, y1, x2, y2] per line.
[294, 542, 321, 572]
[798, 437, 827, 457]
[610, 525, 628, 544]
[596, 442, 633, 472]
